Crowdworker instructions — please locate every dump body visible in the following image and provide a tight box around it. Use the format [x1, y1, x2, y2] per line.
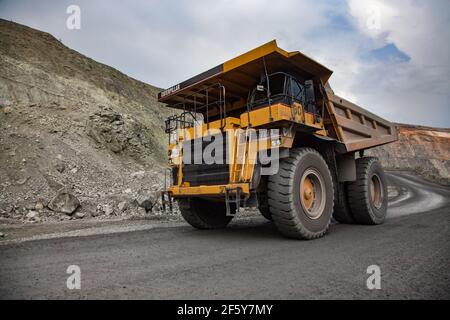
[158, 40, 397, 199]
[324, 89, 397, 152]
[159, 40, 397, 154]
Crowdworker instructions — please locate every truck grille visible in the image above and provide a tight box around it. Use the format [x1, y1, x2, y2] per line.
[171, 164, 229, 186]
[182, 164, 229, 186]
[179, 132, 229, 186]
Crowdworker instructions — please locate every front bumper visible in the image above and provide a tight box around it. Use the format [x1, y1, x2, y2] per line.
[168, 183, 250, 197]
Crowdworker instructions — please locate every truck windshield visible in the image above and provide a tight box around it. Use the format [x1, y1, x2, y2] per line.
[250, 73, 286, 107]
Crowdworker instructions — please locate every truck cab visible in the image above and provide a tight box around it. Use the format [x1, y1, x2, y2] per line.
[249, 72, 317, 115]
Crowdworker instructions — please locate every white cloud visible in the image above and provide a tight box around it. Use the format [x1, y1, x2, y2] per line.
[349, 0, 450, 67]
[344, 0, 450, 126]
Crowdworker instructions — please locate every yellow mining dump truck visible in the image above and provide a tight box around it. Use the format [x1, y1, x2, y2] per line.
[158, 41, 398, 240]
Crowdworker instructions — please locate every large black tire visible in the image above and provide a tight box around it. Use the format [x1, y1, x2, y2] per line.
[258, 205, 272, 221]
[178, 198, 234, 229]
[268, 148, 334, 240]
[347, 157, 388, 225]
[333, 182, 355, 224]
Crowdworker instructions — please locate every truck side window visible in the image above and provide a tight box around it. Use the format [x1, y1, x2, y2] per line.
[269, 73, 285, 96]
[290, 79, 304, 102]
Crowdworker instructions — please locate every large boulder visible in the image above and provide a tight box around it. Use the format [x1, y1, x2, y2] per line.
[86, 106, 160, 161]
[48, 189, 80, 215]
[135, 191, 159, 213]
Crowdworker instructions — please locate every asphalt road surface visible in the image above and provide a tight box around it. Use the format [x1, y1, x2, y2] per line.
[0, 171, 449, 299]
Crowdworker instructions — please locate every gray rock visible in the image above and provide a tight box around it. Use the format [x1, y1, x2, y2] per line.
[55, 160, 65, 173]
[131, 171, 145, 178]
[135, 192, 158, 212]
[42, 173, 65, 191]
[74, 212, 85, 219]
[151, 183, 161, 190]
[48, 189, 80, 215]
[35, 201, 45, 210]
[0, 232, 5, 238]
[99, 204, 114, 216]
[93, 205, 103, 217]
[26, 210, 39, 219]
[3, 106, 13, 114]
[137, 206, 147, 216]
[118, 201, 128, 212]
[16, 177, 29, 185]
[105, 204, 114, 216]
[25, 203, 36, 210]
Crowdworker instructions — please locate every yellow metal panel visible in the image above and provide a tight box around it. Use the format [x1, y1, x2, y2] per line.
[239, 103, 323, 130]
[303, 112, 325, 130]
[240, 103, 292, 127]
[169, 183, 250, 197]
[222, 40, 333, 84]
[223, 41, 279, 72]
[180, 117, 241, 141]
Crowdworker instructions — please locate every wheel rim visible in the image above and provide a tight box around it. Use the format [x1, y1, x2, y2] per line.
[370, 174, 383, 209]
[300, 168, 326, 220]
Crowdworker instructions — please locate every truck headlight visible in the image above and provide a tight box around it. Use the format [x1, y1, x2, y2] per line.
[271, 138, 281, 147]
[270, 129, 281, 147]
[169, 146, 180, 159]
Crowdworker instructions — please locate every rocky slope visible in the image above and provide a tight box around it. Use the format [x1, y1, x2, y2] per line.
[0, 20, 448, 226]
[367, 124, 450, 185]
[0, 20, 175, 223]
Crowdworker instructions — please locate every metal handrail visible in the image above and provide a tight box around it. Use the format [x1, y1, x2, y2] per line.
[168, 83, 227, 130]
[164, 112, 196, 134]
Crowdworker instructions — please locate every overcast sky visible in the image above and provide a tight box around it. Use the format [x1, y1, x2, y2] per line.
[1, 0, 449, 127]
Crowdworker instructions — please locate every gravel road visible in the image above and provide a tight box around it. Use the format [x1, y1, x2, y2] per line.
[0, 171, 449, 299]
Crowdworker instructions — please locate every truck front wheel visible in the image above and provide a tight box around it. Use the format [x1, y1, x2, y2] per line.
[347, 157, 388, 225]
[178, 198, 234, 229]
[268, 148, 334, 240]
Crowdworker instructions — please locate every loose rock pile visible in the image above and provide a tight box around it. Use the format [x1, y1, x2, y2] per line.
[0, 20, 178, 225]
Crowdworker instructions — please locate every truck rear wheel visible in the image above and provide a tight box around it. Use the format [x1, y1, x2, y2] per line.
[333, 182, 355, 224]
[178, 198, 234, 229]
[347, 157, 387, 225]
[268, 148, 334, 240]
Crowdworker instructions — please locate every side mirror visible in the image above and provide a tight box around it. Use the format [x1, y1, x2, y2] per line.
[257, 85, 265, 92]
